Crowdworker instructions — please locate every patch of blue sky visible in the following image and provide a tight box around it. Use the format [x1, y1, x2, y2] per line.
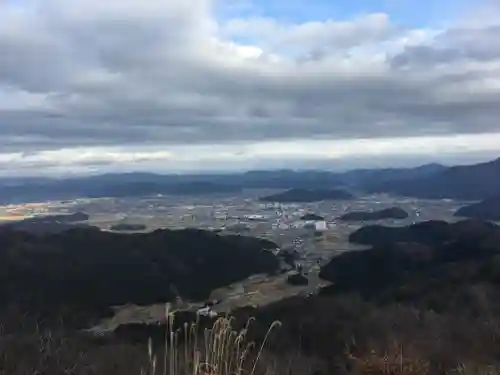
[220, 0, 473, 27]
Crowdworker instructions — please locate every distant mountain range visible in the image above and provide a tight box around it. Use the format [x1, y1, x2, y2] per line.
[367, 158, 500, 200]
[338, 163, 447, 187]
[1, 157, 500, 204]
[0, 178, 243, 204]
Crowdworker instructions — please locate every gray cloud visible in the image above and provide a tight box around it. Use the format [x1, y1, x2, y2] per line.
[0, 0, 500, 159]
[389, 25, 500, 68]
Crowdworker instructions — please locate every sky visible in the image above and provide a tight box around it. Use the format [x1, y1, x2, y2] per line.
[1, 0, 500, 176]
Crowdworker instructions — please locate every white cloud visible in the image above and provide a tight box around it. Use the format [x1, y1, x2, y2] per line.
[2, 132, 500, 176]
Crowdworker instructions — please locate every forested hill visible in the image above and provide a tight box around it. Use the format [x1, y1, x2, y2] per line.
[0, 228, 279, 311]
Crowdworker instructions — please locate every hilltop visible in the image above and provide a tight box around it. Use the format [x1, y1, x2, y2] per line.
[347, 219, 497, 246]
[260, 188, 354, 203]
[320, 219, 500, 296]
[232, 218, 500, 373]
[0, 227, 279, 320]
[0, 212, 95, 234]
[455, 195, 500, 221]
[339, 207, 408, 221]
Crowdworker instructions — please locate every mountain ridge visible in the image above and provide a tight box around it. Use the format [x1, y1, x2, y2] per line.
[366, 157, 500, 199]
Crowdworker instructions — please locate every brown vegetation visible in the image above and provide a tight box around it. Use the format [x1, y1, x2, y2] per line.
[3, 219, 500, 374]
[0, 306, 297, 375]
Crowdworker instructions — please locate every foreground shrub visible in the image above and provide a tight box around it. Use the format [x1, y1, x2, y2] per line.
[142, 305, 282, 375]
[0, 306, 287, 375]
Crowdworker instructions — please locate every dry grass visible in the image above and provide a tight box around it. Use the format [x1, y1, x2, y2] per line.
[453, 365, 500, 375]
[0, 305, 284, 375]
[142, 304, 282, 375]
[0, 330, 149, 375]
[348, 343, 430, 375]
[3, 304, 499, 375]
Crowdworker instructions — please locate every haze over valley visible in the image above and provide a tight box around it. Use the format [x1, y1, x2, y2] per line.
[1, 157, 497, 323]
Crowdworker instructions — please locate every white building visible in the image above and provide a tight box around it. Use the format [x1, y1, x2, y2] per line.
[244, 214, 267, 221]
[278, 223, 290, 230]
[314, 220, 328, 231]
[196, 307, 218, 318]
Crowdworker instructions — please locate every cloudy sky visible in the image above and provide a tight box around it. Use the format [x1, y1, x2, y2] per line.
[1, 0, 500, 176]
